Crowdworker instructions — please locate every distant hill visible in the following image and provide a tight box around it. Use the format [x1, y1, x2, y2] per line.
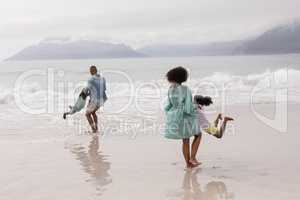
[138, 22, 300, 57]
[6, 40, 145, 61]
[237, 22, 300, 54]
[6, 22, 300, 60]
[138, 41, 242, 57]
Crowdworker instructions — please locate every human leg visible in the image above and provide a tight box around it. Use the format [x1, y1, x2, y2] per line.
[190, 135, 202, 165]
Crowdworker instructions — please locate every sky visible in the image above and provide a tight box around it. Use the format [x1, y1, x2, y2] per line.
[0, 0, 299, 60]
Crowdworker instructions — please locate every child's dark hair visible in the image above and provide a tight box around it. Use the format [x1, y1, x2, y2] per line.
[166, 66, 188, 84]
[194, 95, 213, 106]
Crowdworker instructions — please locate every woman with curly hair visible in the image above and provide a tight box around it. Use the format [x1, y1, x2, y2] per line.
[164, 67, 201, 168]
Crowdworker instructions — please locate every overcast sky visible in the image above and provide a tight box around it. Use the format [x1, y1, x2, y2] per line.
[0, 0, 299, 59]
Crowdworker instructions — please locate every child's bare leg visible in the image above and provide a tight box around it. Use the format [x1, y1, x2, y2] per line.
[190, 135, 202, 165]
[215, 117, 234, 139]
[214, 113, 222, 127]
[215, 121, 226, 139]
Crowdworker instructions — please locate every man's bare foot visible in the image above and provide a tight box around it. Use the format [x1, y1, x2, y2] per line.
[92, 127, 99, 133]
[189, 158, 202, 166]
[91, 124, 98, 133]
[224, 116, 234, 121]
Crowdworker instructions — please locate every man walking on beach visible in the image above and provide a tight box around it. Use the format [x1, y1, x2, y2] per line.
[86, 65, 107, 133]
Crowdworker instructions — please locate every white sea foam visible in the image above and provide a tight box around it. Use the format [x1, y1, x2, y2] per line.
[0, 91, 14, 105]
[0, 68, 300, 109]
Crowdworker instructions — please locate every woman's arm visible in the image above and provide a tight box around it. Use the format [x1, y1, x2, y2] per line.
[164, 89, 172, 112]
[183, 87, 196, 114]
[103, 77, 106, 91]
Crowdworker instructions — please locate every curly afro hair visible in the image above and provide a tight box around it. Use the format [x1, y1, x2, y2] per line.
[194, 95, 213, 106]
[166, 66, 188, 84]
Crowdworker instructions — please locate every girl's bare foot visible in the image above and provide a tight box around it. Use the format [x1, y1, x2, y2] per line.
[214, 133, 223, 139]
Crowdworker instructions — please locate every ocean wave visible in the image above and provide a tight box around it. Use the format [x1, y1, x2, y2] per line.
[193, 68, 300, 90]
[0, 91, 14, 105]
[0, 68, 300, 107]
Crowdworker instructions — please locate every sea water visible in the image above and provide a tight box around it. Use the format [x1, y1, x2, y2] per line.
[0, 54, 300, 133]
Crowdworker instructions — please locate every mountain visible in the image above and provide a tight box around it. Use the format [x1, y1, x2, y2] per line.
[6, 39, 145, 61]
[138, 41, 242, 57]
[6, 22, 300, 60]
[237, 22, 300, 54]
[138, 22, 300, 57]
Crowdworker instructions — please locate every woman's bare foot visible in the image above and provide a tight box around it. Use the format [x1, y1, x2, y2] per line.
[189, 158, 202, 166]
[186, 162, 198, 169]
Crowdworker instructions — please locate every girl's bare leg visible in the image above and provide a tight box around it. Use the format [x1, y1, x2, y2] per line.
[214, 113, 222, 127]
[190, 135, 202, 165]
[182, 138, 195, 168]
[215, 117, 234, 139]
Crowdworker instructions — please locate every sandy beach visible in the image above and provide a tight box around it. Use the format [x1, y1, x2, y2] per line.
[1, 102, 299, 200]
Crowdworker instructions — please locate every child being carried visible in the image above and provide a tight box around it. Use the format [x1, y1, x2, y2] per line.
[194, 95, 234, 139]
[63, 88, 90, 119]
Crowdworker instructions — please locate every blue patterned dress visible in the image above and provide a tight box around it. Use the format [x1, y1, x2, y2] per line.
[164, 84, 200, 139]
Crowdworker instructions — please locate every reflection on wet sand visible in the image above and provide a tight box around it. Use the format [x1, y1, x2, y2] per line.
[69, 135, 112, 196]
[181, 169, 234, 200]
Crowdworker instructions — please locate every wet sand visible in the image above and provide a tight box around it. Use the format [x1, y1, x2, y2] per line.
[0, 103, 300, 200]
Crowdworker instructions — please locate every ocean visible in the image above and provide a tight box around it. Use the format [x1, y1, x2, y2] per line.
[0, 54, 300, 113]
